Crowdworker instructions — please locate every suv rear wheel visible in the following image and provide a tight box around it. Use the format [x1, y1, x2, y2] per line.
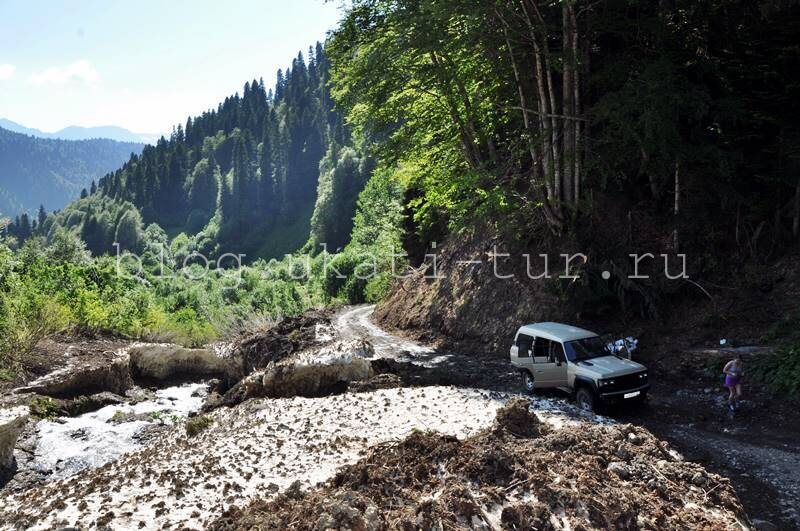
[576, 387, 596, 412]
[522, 371, 535, 394]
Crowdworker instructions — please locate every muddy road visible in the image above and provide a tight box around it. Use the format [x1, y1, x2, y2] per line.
[341, 305, 800, 530]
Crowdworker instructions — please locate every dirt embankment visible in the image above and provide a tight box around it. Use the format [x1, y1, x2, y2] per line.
[375, 226, 800, 353]
[212, 399, 748, 530]
[374, 226, 567, 352]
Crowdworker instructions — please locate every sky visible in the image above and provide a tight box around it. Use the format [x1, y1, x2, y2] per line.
[0, 0, 343, 136]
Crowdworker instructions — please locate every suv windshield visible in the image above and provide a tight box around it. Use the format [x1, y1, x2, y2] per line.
[565, 336, 608, 361]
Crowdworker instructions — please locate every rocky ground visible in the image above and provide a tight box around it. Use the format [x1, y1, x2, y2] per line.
[0, 306, 763, 530]
[615, 351, 800, 530]
[213, 399, 748, 531]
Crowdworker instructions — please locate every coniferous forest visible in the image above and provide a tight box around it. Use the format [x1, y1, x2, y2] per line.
[32, 44, 362, 260]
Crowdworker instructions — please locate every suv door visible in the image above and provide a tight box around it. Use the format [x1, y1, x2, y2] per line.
[532, 337, 568, 386]
[512, 333, 535, 370]
[548, 341, 569, 387]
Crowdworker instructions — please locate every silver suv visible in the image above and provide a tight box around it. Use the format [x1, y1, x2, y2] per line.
[509, 322, 649, 411]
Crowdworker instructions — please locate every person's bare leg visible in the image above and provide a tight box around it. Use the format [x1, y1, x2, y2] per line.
[735, 384, 742, 408]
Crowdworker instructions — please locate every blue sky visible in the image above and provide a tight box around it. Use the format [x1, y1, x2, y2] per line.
[0, 0, 342, 135]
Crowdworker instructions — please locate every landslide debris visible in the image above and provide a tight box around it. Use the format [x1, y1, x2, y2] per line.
[235, 310, 333, 374]
[212, 400, 748, 531]
[210, 339, 374, 408]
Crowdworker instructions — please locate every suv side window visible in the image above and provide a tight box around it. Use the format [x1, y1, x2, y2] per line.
[533, 337, 552, 363]
[549, 342, 566, 363]
[516, 333, 533, 357]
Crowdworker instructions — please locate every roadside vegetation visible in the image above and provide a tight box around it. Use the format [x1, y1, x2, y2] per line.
[0, 161, 403, 375]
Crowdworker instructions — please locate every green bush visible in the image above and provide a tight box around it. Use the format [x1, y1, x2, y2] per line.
[751, 344, 800, 397]
[30, 396, 62, 420]
[0, 277, 70, 367]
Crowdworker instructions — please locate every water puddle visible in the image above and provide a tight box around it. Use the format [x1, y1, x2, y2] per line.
[34, 383, 206, 478]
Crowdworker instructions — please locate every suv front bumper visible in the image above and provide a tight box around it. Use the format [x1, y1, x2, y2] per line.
[599, 383, 650, 400]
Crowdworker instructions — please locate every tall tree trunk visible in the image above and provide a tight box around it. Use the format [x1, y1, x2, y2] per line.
[570, 4, 581, 204]
[793, 180, 800, 238]
[673, 160, 680, 250]
[429, 51, 482, 169]
[497, 8, 539, 177]
[562, 3, 574, 205]
[521, 0, 560, 211]
[438, 50, 488, 166]
[530, 37, 555, 203]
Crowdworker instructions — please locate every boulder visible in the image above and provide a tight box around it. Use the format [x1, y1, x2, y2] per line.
[0, 406, 28, 474]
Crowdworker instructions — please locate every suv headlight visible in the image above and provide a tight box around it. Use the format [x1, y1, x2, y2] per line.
[599, 379, 616, 387]
[638, 372, 648, 380]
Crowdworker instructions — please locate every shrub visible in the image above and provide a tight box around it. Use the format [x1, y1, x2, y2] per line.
[30, 396, 62, 419]
[0, 280, 70, 367]
[751, 344, 800, 397]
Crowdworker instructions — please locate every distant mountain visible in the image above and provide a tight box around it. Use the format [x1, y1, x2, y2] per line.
[0, 118, 158, 145]
[0, 126, 143, 216]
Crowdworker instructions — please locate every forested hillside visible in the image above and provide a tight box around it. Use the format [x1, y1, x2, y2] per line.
[36, 44, 369, 260]
[0, 127, 142, 216]
[326, 0, 800, 320]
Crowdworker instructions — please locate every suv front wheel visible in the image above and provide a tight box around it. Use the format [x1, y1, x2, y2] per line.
[522, 371, 535, 395]
[576, 387, 596, 412]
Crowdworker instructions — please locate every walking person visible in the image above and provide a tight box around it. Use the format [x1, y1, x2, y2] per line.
[722, 355, 744, 412]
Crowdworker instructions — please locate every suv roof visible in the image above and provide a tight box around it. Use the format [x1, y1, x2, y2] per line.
[518, 322, 597, 343]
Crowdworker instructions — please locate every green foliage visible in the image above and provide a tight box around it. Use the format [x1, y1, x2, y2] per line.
[751, 345, 800, 397]
[30, 396, 62, 420]
[0, 259, 71, 368]
[149, 410, 182, 425]
[185, 415, 213, 437]
[308, 145, 374, 252]
[115, 209, 145, 253]
[27, 45, 350, 262]
[46, 227, 90, 264]
[320, 168, 407, 303]
[328, 0, 800, 259]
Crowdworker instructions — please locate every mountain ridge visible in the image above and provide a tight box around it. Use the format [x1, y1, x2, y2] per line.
[0, 118, 158, 144]
[0, 126, 143, 216]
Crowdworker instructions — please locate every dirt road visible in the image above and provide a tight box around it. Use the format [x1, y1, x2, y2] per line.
[339, 305, 800, 530]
